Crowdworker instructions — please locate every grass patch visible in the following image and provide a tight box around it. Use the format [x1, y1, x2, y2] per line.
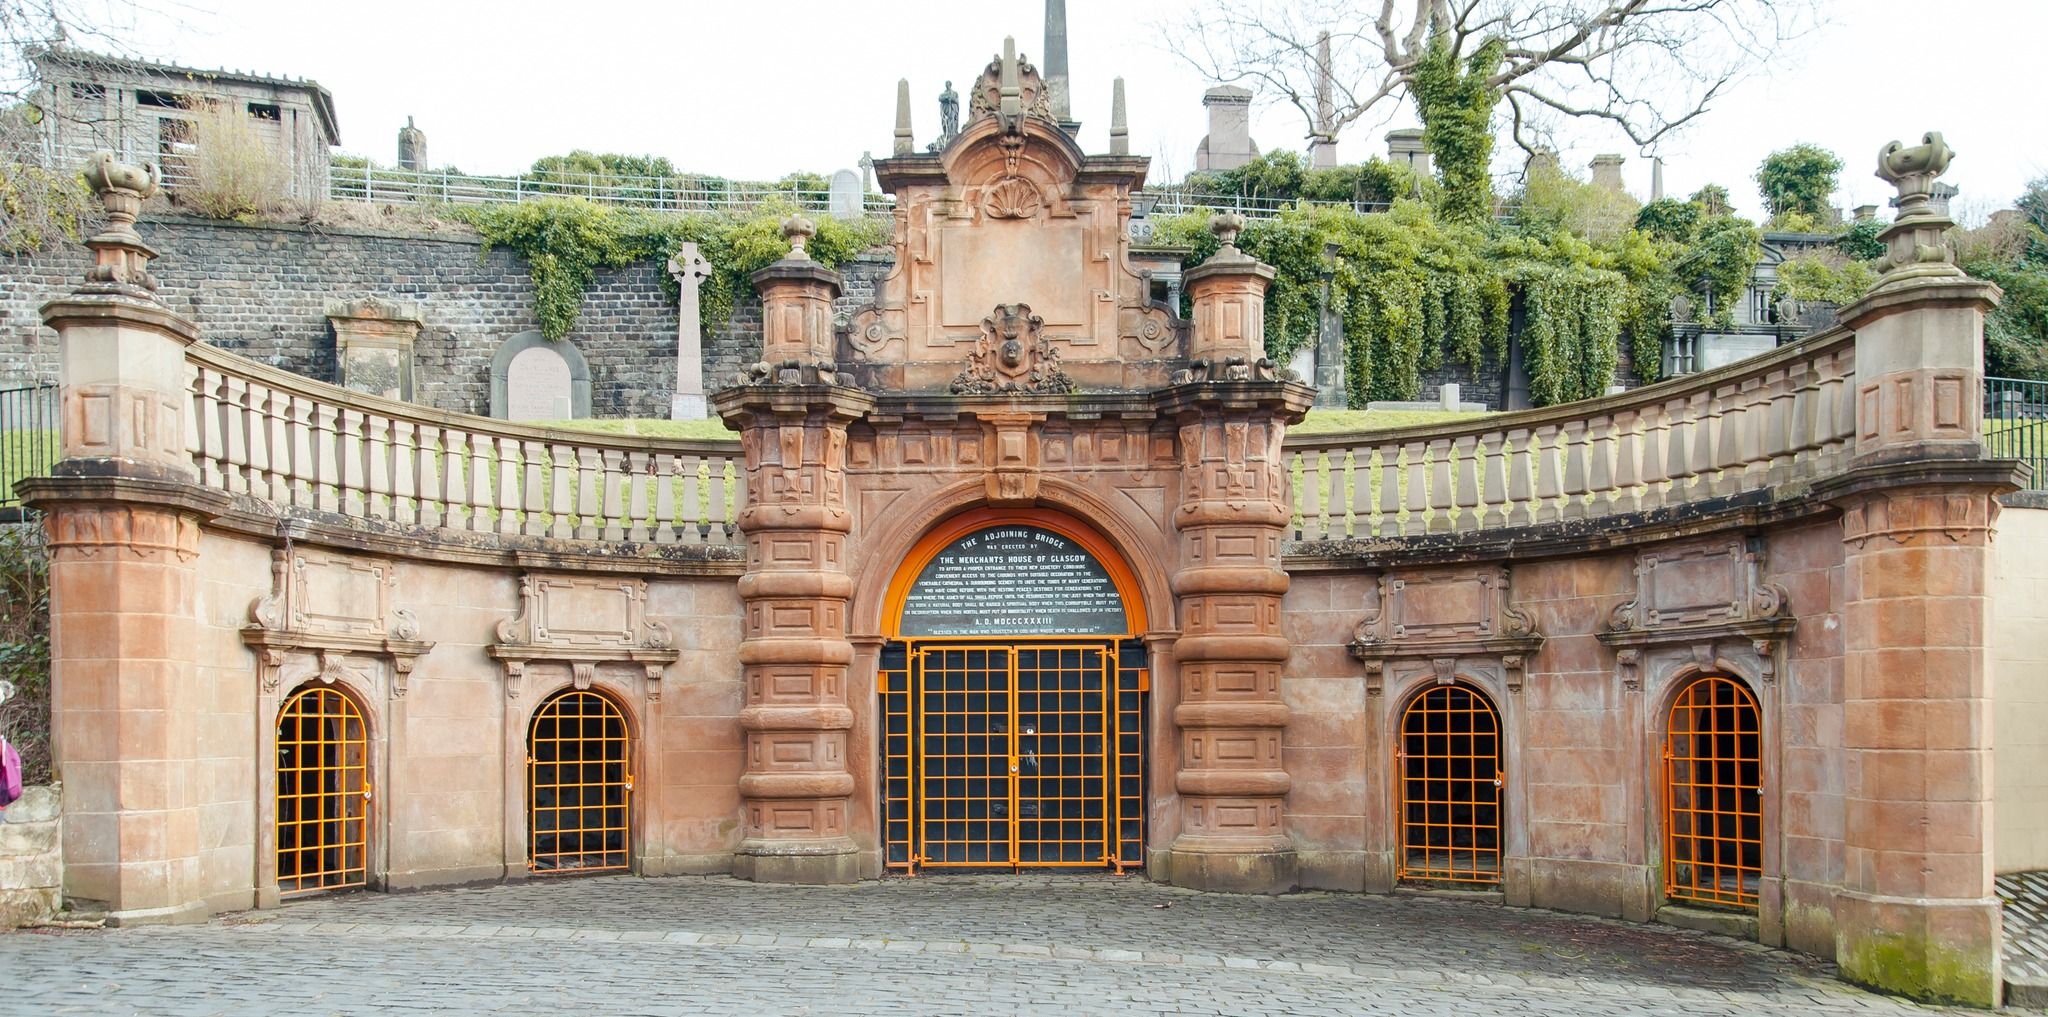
[1292, 408, 1491, 435]
[536, 418, 740, 440]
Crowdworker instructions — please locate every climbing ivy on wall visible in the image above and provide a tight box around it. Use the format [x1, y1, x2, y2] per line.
[456, 199, 886, 339]
[1409, 37, 1504, 227]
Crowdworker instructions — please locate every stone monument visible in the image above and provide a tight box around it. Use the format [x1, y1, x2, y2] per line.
[325, 296, 423, 402]
[668, 242, 713, 419]
[396, 116, 427, 172]
[827, 170, 862, 219]
[1195, 86, 1257, 171]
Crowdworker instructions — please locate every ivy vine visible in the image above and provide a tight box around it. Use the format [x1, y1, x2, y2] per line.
[456, 199, 887, 339]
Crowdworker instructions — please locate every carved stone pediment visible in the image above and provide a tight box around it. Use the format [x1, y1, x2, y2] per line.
[1602, 536, 1793, 638]
[1348, 565, 1543, 695]
[951, 304, 1074, 394]
[243, 546, 433, 698]
[1599, 536, 1795, 689]
[489, 572, 678, 701]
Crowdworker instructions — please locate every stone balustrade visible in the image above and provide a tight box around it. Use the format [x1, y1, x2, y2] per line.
[186, 344, 745, 549]
[1284, 328, 1858, 542]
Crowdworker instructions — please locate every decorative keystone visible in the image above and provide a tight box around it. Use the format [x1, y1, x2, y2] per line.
[781, 214, 817, 260]
[81, 151, 163, 296]
[1870, 132, 1964, 287]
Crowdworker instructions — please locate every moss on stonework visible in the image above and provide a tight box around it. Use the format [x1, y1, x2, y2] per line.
[1842, 933, 1998, 1008]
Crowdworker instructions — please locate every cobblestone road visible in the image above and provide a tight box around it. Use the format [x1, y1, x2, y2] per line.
[0, 874, 2029, 1015]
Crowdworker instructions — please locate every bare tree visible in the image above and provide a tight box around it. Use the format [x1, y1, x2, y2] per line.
[1167, 0, 1819, 157]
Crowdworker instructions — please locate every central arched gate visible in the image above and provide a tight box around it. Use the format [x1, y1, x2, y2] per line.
[880, 516, 1147, 873]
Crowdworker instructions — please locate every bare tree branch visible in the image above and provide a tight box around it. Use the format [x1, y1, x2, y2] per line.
[1162, 0, 1820, 158]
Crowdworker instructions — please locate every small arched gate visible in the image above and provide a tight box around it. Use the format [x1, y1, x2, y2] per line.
[527, 688, 633, 874]
[1396, 682, 1504, 886]
[1663, 674, 1763, 909]
[276, 684, 370, 896]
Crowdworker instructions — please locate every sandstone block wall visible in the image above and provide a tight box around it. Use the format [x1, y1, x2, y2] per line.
[0, 218, 893, 420]
[1994, 505, 2048, 873]
[177, 525, 747, 910]
[0, 784, 61, 926]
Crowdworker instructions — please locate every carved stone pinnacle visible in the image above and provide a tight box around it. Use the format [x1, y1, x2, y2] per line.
[80, 151, 164, 296]
[1211, 211, 1246, 249]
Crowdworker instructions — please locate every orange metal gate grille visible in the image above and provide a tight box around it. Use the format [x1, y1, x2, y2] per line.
[1664, 675, 1762, 909]
[881, 640, 1145, 872]
[276, 685, 369, 896]
[1396, 683, 1503, 885]
[528, 689, 632, 874]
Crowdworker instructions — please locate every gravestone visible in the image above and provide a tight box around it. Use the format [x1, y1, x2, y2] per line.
[489, 331, 592, 420]
[668, 243, 712, 420]
[506, 345, 573, 420]
[828, 169, 863, 219]
[325, 296, 423, 402]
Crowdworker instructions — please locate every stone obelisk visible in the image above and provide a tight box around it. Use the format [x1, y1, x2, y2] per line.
[1044, 0, 1079, 135]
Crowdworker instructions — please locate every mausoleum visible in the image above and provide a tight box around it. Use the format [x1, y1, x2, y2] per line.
[21, 44, 2048, 1010]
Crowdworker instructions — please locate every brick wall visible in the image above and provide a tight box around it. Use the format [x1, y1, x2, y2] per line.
[0, 217, 898, 420]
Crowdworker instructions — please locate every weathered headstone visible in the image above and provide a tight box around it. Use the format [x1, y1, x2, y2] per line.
[325, 296, 422, 402]
[828, 170, 862, 220]
[506, 344, 573, 420]
[668, 243, 712, 420]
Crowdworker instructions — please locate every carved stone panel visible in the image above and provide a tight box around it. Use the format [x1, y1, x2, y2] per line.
[490, 572, 677, 702]
[1608, 537, 1788, 634]
[1356, 566, 1535, 646]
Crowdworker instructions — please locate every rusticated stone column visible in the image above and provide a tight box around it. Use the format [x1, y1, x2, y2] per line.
[21, 154, 229, 922]
[1823, 133, 2012, 1007]
[714, 218, 875, 884]
[1157, 214, 1314, 893]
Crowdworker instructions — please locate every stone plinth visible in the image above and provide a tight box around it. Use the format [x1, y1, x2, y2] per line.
[0, 784, 62, 927]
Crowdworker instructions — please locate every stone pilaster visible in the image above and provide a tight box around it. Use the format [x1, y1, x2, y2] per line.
[1158, 214, 1313, 893]
[22, 154, 228, 922]
[1823, 133, 2011, 1007]
[715, 219, 875, 884]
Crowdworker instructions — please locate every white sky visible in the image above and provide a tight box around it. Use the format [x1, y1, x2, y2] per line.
[107, 0, 2048, 222]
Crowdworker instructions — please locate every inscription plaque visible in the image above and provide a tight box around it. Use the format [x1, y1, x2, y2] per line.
[900, 526, 1128, 636]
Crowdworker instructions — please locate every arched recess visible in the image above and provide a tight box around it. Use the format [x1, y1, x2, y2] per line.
[275, 681, 373, 896]
[1395, 681, 1505, 886]
[1662, 672, 1764, 910]
[525, 685, 635, 875]
[865, 497, 1159, 873]
[848, 477, 1175, 640]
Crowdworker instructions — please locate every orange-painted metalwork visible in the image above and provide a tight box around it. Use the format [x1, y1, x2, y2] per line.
[527, 689, 632, 874]
[276, 685, 369, 896]
[883, 638, 1144, 872]
[1664, 674, 1763, 909]
[880, 507, 1146, 640]
[1396, 683, 1503, 885]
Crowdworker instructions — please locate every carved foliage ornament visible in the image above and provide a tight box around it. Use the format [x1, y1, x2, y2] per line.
[952, 303, 1074, 394]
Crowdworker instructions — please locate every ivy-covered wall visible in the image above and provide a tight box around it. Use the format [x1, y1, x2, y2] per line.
[0, 215, 892, 419]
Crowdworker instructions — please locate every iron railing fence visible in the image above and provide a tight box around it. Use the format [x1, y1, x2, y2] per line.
[0, 385, 60, 516]
[37, 142, 1518, 224]
[1986, 375, 2048, 490]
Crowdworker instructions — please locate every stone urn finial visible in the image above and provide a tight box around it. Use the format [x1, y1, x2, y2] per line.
[1868, 131, 1964, 287]
[781, 213, 818, 260]
[80, 151, 163, 296]
[1211, 211, 1246, 250]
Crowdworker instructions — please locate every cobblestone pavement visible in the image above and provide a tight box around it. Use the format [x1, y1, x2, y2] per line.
[2005, 871, 2048, 982]
[0, 873, 2027, 1016]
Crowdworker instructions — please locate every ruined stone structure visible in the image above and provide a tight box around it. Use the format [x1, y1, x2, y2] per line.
[22, 52, 2048, 1011]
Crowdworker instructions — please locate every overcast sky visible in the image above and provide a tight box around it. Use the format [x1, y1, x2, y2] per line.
[104, 0, 2048, 223]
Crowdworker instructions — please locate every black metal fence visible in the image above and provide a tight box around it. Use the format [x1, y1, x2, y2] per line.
[0, 385, 59, 517]
[1986, 376, 2048, 491]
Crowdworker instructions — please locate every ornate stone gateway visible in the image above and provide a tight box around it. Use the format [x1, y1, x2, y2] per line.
[880, 521, 1146, 872]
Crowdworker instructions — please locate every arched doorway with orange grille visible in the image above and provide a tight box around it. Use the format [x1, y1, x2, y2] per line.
[275, 683, 372, 896]
[1662, 673, 1763, 909]
[877, 508, 1149, 874]
[1395, 682, 1505, 886]
[526, 688, 634, 875]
